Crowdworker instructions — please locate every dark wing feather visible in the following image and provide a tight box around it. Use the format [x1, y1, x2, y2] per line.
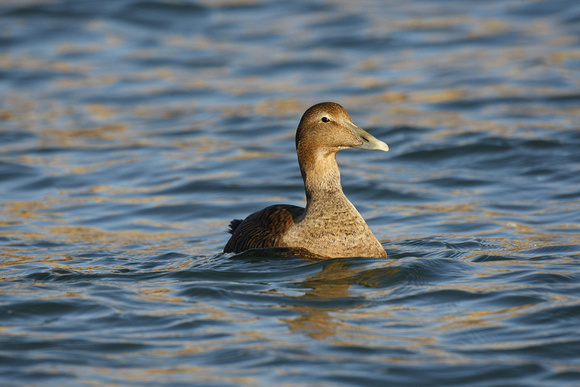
[227, 219, 243, 234]
[224, 204, 304, 253]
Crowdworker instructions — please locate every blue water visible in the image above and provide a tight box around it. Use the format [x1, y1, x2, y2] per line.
[1, 0, 580, 385]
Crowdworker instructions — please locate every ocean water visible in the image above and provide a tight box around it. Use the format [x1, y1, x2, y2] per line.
[1, 0, 580, 385]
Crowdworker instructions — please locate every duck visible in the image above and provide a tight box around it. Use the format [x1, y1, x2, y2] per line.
[224, 102, 389, 259]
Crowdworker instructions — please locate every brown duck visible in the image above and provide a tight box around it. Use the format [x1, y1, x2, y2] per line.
[224, 102, 389, 259]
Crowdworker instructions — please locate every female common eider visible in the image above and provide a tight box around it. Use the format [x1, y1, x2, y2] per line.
[224, 102, 389, 259]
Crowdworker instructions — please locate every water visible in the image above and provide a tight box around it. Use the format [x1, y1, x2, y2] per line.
[1, 0, 580, 385]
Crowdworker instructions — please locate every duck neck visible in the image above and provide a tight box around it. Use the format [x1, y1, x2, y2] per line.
[298, 149, 347, 205]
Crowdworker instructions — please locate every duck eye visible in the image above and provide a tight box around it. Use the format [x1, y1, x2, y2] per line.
[321, 117, 330, 123]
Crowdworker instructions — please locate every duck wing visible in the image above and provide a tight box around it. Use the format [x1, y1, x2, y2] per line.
[224, 204, 304, 253]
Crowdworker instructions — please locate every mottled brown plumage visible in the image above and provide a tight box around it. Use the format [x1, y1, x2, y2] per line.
[224, 102, 389, 258]
[225, 204, 304, 251]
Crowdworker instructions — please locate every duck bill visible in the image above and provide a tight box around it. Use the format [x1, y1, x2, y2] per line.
[348, 122, 389, 152]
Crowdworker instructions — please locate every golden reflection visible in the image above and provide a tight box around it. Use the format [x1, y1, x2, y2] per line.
[393, 16, 464, 30]
[0, 54, 84, 74]
[2, 199, 58, 221]
[1, 109, 13, 120]
[45, 225, 187, 246]
[549, 48, 580, 62]
[138, 287, 184, 303]
[86, 104, 116, 120]
[281, 259, 399, 340]
[218, 150, 281, 161]
[33, 362, 258, 385]
[197, 0, 259, 7]
[255, 98, 302, 117]
[56, 74, 118, 88]
[408, 89, 467, 104]
[467, 18, 511, 38]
